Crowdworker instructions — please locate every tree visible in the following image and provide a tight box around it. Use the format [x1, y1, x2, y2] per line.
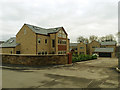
[77, 36, 85, 43]
[89, 35, 98, 42]
[99, 36, 106, 42]
[99, 34, 116, 42]
[105, 34, 116, 41]
[84, 38, 89, 43]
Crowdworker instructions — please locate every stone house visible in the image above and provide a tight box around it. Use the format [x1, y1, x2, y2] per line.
[1, 24, 70, 55]
[70, 42, 87, 55]
[0, 37, 19, 54]
[70, 43, 78, 54]
[77, 42, 87, 55]
[94, 41, 116, 58]
[70, 40, 117, 58]
[88, 40, 100, 55]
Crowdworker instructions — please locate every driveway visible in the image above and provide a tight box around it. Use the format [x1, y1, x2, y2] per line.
[2, 58, 120, 88]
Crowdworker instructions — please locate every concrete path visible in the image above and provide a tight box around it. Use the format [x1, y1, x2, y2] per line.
[2, 58, 120, 88]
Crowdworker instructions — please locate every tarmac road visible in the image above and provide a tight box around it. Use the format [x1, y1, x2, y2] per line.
[2, 58, 120, 88]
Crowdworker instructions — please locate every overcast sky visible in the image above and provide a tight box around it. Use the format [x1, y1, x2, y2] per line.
[0, 0, 119, 42]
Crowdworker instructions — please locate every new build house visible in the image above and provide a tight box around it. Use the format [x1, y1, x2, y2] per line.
[70, 40, 117, 58]
[1, 24, 70, 55]
[70, 42, 87, 55]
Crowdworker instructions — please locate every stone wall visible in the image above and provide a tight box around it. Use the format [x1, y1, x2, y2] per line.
[2, 54, 68, 66]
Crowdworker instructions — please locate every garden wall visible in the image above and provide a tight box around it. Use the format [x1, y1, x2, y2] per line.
[1, 54, 69, 66]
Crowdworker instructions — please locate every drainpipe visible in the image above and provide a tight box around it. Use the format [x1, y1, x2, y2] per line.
[118, 51, 120, 69]
[118, 2, 120, 69]
[36, 34, 37, 55]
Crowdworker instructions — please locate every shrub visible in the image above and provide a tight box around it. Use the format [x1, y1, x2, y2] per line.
[72, 54, 97, 63]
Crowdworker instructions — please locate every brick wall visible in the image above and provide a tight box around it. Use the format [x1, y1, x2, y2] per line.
[2, 54, 68, 66]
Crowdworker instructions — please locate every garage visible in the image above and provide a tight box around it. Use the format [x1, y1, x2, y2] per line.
[99, 52, 111, 57]
[94, 48, 114, 58]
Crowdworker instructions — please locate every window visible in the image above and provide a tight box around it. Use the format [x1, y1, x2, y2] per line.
[58, 39, 66, 44]
[9, 40, 14, 43]
[62, 33, 66, 38]
[52, 51, 55, 54]
[16, 51, 20, 54]
[24, 28, 26, 35]
[45, 52, 47, 54]
[42, 52, 44, 55]
[80, 47, 84, 49]
[58, 30, 66, 38]
[101, 46, 106, 48]
[38, 52, 41, 55]
[79, 52, 84, 55]
[58, 40, 60, 43]
[64, 51, 66, 54]
[52, 39, 55, 47]
[38, 39, 40, 43]
[45, 39, 47, 44]
[59, 40, 61, 44]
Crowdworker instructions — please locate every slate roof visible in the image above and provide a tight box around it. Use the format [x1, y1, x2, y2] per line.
[100, 41, 116, 45]
[0, 37, 19, 48]
[70, 43, 78, 47]
[94, 48, 114, 52]
[26, 24, 62, 35]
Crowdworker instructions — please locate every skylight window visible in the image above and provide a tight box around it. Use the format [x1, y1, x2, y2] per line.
[33, 26, 39, 30]
[9, 40, 14, 43]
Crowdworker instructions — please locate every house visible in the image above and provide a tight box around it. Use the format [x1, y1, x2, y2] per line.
[70, 43, 78, 54]
[70, 42, 87, 55]
[94, 41, 116, 58]
[77, 42, 87, 55]
[1, 24, 70, 55]
[88, 40, 100, 55]
[0, 37, 19, 54]
[70, 40, 117, 58]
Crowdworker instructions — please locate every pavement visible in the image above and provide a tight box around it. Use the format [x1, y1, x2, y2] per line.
[2, 58, 120, 88]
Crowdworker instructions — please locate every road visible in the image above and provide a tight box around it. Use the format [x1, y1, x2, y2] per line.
[2, 58, 120, 88]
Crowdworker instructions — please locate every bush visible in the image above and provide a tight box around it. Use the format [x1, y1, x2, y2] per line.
[72, 54, 97, 63]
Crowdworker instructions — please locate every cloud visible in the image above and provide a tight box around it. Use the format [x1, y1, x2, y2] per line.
[0, 0, 119, 42]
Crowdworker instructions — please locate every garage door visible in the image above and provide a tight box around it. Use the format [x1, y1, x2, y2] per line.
[99, 52, 111, 57]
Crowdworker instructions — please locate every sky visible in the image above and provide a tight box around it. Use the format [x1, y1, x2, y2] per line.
[0, 0, 119, 43]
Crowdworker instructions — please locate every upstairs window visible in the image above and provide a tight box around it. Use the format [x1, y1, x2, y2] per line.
[75, 48, 77, 50]
[45, 39, 47, 44]
[80, 47, 84, 49]
[58, 30, 66, 38]
[10, 51, 12, 54]
[52, 39, 55, 47]
[38, 39, 40, 43]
